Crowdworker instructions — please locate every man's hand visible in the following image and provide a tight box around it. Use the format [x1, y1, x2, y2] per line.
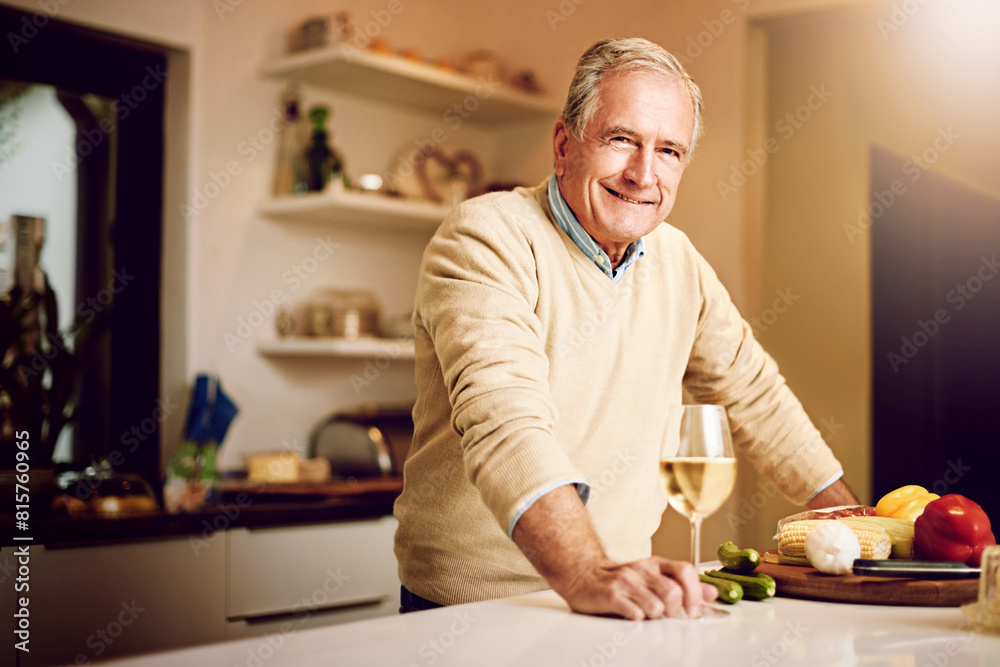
[511, 484, 717, 620]
[560, 555, 716, 620]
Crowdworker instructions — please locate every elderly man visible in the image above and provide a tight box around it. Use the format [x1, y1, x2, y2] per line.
[393, 37, 855, 620]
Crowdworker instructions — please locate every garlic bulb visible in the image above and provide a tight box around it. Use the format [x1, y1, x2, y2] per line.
[804, 520, 861, 575]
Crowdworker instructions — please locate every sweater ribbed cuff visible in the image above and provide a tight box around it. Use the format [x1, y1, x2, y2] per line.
[506, 479, 590, 539]
[469, 428, 586, 535]
[767, 436, 843, 505]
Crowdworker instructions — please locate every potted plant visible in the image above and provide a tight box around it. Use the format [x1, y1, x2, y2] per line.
[0, 270, 111, 505]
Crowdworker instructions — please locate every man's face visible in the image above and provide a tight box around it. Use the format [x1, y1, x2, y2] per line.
[553, 71, 695, 253]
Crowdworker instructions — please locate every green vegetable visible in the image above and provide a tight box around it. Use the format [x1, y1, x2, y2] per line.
[717, 541, 761, 573]
[699, 573, 743, 604]
[704, 569, 776, 600]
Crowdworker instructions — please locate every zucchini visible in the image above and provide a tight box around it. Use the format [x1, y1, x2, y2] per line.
[699, 573, 743, 604]
[717, 541, 761, 573]
[704, 569, 776, 600]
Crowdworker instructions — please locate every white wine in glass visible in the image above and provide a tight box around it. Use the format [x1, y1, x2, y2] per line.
[660, 405, 736, 616]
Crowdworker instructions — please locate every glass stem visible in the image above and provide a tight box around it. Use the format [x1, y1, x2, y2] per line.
[690, 514, 704, 571]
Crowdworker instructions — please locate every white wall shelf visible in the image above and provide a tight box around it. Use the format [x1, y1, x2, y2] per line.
[258, 189, 447, 231]
[257, 336, 415, 359]
[261, 46, 561, 123]
[258, 43, 550, 360]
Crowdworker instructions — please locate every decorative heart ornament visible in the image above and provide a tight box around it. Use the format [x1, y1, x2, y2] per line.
[414, 148, 484, 205]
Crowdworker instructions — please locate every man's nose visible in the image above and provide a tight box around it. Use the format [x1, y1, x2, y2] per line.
[623, 148, 656, 188]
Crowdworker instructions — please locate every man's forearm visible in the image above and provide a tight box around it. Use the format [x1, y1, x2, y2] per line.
[511, 484, 606, 594]
[805, 478, 858, 509]
[510, 484, 715, 620]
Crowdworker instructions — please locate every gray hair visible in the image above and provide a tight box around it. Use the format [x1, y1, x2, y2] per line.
[561, 38, 704, 162]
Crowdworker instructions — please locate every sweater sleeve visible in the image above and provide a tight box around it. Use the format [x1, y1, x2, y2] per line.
[681, 245, 843, 505]
[414, 196, 587, 534]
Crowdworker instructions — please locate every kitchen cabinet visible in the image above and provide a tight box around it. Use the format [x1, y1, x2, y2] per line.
[225, 516, 399, 639]
[16, 537, 227, 667]
[256, 46, 558, 359]
[5, 517, 399, 665]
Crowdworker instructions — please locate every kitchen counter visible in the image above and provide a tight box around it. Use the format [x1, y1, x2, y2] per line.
[95, 586, 1000, 666]
[1, 477, 401, 547]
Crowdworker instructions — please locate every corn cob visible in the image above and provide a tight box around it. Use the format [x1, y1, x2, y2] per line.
[763, 551, 811, 567]
[778, 519, 891, 560]
[840, 516, 915, 559]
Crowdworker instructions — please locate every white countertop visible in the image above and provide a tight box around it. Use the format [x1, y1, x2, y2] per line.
[98, 586, 1000, 666]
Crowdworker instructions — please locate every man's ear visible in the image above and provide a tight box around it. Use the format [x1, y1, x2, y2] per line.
[552, 118, 570, 176]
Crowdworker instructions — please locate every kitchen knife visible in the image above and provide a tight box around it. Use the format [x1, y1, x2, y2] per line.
[852, 559, 981, 579]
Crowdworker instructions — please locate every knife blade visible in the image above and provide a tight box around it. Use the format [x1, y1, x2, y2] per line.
[852, 559, 981, 579]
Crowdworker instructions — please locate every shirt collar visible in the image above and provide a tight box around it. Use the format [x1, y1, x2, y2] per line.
[547, 174, 645, 282]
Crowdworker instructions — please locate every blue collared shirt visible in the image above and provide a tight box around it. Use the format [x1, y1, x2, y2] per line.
[547, 174, 645, 281]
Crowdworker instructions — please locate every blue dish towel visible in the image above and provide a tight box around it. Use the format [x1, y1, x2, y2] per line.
[183, 374, 238, 443]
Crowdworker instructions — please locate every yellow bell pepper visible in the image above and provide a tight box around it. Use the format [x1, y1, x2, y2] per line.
[875, 485, 940, 521]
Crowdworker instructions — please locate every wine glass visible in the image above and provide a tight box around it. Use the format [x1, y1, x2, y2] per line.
[660, 405, 737, 617]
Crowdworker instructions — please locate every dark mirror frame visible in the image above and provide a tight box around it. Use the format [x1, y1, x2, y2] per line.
[0, 6, 165, 489]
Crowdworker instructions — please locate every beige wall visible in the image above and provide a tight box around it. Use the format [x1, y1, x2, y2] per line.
[14, 0, 994, 560]
[738, 1, 1000, 550]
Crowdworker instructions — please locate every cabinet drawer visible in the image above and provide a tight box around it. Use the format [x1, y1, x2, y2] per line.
[227, 516, 398, 621]
[18, 537, 227, 666]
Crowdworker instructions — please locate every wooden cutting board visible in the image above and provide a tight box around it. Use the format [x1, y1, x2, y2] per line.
[756, 553, 978, 607]
[220, 476, 403, 497]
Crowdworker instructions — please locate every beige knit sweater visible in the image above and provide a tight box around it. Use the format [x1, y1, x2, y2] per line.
[393, 180, 841, 605]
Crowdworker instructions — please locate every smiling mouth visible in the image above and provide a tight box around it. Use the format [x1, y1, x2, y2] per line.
[604, 186, 652, 205]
